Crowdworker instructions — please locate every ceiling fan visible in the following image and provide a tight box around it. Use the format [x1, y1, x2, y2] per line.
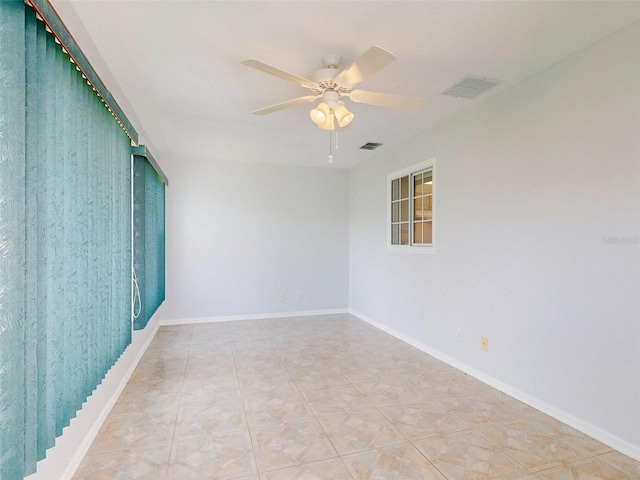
[241, 46, 425, 130]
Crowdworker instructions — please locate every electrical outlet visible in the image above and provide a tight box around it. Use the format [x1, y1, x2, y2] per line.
[280, 293, 286, 301]
[481, 337, 488, 352]
[456, 329, 463, 342]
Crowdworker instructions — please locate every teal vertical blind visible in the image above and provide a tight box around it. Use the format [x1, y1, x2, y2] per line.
[1, 2, 133, 478]
[133, 152, 166, 330]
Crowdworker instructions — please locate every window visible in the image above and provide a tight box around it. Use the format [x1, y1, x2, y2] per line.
[388, 158, 435, 253]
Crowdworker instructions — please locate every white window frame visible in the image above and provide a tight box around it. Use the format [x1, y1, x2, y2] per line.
[387, 158, 436, 254]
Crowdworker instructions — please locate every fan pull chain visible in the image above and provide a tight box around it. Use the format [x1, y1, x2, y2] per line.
[335, 129, 339, 150]
[328, 111, 334, 163]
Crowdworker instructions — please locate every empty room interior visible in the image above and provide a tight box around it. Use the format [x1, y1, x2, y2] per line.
[2, 1, 640, 479]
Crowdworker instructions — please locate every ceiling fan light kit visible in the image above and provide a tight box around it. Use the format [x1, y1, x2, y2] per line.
[242, 46, 425, 161]
[310, 101, 354, 130]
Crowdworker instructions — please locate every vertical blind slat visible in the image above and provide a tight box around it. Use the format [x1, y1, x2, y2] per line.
[24, 8, 39, 469]
[0, 1, 27, 479]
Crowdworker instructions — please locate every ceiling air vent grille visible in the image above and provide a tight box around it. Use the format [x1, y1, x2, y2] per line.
[442, 75, 502, 99]
[360, 142, 382, 150]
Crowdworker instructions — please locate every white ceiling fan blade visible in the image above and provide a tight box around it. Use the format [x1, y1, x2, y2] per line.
[252, 95, 319, 115]
[334, 46, 396, 86]
[349, 90, 425, 111]
[241, 59, 314, 88]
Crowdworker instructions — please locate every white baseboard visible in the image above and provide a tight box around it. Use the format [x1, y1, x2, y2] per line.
[26, 315, 161, 480]
[348, 309, 640, 462]
[161, 308, 349, 326]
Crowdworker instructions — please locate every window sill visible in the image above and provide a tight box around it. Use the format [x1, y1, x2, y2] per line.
[387, 245, 436, 254]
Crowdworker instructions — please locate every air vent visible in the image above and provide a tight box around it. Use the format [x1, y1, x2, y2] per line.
[360, 142, 382, 150]
[442, 75, 502, 99]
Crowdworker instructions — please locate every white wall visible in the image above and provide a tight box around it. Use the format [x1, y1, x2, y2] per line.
[349, 23, 640, 455]
[159, 158, 349, 322]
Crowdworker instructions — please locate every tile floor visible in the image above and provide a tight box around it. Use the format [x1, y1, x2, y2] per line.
[73, 314, 640, 479]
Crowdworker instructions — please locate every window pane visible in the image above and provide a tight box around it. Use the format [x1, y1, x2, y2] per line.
[414, 197, 423, 220]
[420, 170, 432, 195]
[400, 223, 409, 245]
[414, 173, 423, 196]
[413, 222, 423, 244]
[424, 221, 433, 244]
[400, 175, 409, 199]
[400, 199, 409, 222]
[423, 195, 432, 220]
[392, 202, 399, 222]
[391, 224, 399, 245]
[391, 178, 399, 201]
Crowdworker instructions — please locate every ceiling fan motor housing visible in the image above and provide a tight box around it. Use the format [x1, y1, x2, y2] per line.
[322, 89, 340, 107]
[311, 67, 353, 96]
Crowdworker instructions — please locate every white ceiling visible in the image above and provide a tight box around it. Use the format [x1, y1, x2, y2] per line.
[51, 1, 640, 170]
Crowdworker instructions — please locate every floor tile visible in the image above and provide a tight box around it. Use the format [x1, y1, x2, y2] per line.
[283, 353, 338, 367]
[476, 419, 583, 472]
[110, 382, 181, 416]
[301, 384, 373, 416]
[177, 400, 247, 439]
[353, 378, 425, 406]
[237, 373, 297, 398]
[90, 409, 175, 453]
[74, 445, 169, 480]
[233, 348, 279, 359]
[169, 463, 255, 479]
[289, 368, 350, 390]
[144, 344, 190, 361]
[385, 358, 454, 378]
[251, 419, 338, 472]
[533, 456, 631, 479]
[480, 390, 543, 418]
[326, 352, 384, 369]
[432, 392, 526, 427]
[230, 338, 271, 348]
[235, 362, 291, 378]
[183, 370, 238, 387]
[598, 450, 640, 478]
[244, 391, 315, 427]
[377, 400, 468, 439]
[186, 355, 236, 372]
[235, 359, 283, 372]
[180, 380, 241, 406]
[317, 409, 406, 455]
[342, 443, 447, 480]
[335, 364, 399, 384]
[171, 430, 256, 479]
[129, 362, 186, 386]
[406, 370, 487, 397]
[529, 413, 612, 457]
[413, 430, 527, 480]
[258, 458, 354, 479]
